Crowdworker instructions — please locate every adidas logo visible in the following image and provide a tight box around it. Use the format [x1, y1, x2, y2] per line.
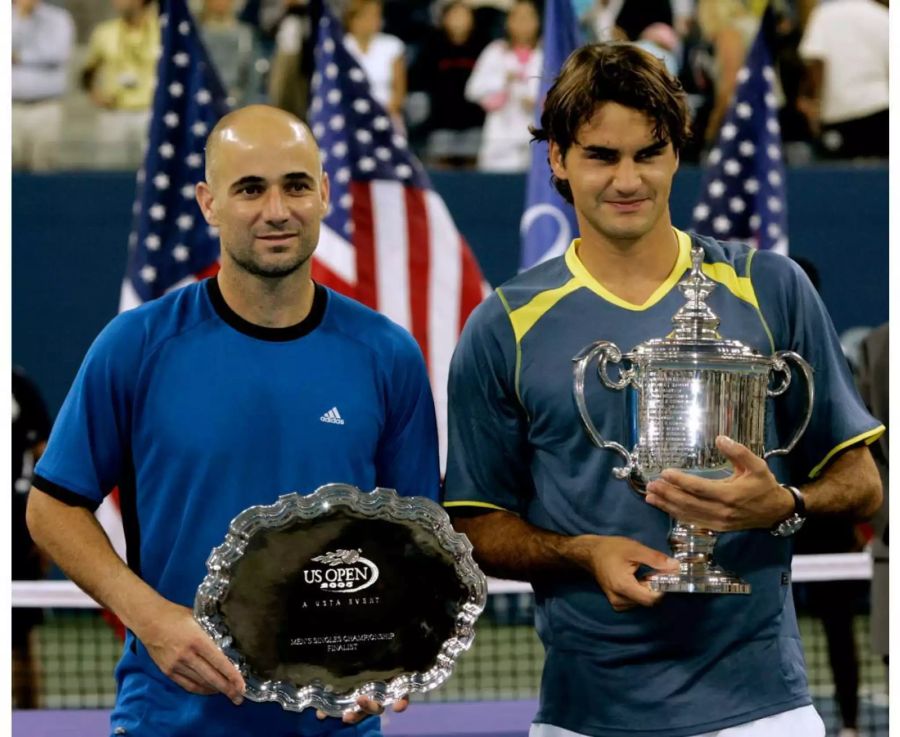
[320, 407, 345, 425]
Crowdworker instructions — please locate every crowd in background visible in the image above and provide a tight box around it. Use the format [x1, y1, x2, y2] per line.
[11, 0, 890, 172]
[10, 0, 891, 729]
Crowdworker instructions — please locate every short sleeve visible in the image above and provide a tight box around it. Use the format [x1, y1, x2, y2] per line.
[752, 252, 884, 480]
[375, 329, 441, 502]
[798, 8, 828, 61]
[383, 34, 405, 62]
[443, 294, 535, 514]
[33, 312, 144, 510]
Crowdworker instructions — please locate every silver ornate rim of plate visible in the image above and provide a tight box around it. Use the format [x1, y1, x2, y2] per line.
[193, 483, 488, 716]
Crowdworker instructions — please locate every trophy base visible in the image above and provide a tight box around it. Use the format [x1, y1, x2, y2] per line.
[645, 567, 751, 595]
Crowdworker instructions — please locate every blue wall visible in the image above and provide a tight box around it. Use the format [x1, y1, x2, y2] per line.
[13, 166, 887, 416]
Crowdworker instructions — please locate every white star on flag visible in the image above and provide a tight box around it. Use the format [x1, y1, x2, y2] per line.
[692, 10, 788, 253]
[713, 215, 731, 233]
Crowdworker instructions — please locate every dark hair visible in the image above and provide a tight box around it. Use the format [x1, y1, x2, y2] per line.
[532, 43, 691, 203]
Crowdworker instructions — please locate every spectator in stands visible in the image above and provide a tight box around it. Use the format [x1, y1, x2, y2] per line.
[634, 22, 682, 77]
[465, 0, 542, 173]
[696, 0, 758, 146]
[199, 0, 264, 107]
[264, 0, 315, 120]
[580, 0, 673, 44]
[411, 0, 487, 169]
[11, 0, 76, 171]
[797, 0, 888, 159]
[82, 0, 160, 170]
[12, 367, 52, 709]
[343, 0, 407, 128]
[857, 323, 888, 670]
[467, 0, 513, 43]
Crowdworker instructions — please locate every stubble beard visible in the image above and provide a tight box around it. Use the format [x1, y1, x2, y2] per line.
[224, 235, 318, 280]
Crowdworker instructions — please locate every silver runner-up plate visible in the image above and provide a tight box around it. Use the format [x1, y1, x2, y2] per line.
[194, 484, 487, 716]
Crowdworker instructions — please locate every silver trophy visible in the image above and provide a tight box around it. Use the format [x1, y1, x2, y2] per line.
[572, 246, 814, 594]
[194, 484, 486, 715]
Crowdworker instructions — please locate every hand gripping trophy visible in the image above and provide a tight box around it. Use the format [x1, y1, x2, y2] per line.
[572, 246, 814, 594]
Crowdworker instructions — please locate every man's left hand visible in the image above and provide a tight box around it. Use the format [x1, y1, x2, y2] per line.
[644, 435, 795, 531]
[317, 694, 409, 724]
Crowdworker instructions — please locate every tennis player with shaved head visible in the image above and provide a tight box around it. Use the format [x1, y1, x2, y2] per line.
[27, 105, 440, 737]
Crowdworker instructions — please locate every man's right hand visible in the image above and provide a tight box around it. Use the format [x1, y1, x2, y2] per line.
[136, 599, 246, 705]
[566, 535, 679, 611]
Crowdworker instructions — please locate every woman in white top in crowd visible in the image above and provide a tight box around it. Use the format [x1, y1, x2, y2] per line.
[343, 0, 406, 128]
[465, 0, 542, 172]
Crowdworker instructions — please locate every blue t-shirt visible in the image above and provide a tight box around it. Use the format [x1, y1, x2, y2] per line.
[443, 230, 883, 737]
[35, 278, 440, 737]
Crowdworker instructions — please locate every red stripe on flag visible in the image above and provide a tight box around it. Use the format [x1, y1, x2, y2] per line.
[312, 259, 354, 296]
[351, 181, 378, 310]
[458, 236, 484, 332]
[405, 188, 430, 366]
[194, 261, 220, 280]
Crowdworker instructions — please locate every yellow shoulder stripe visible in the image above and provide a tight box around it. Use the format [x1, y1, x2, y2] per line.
[701, 261, 759, 309]
[506, 277, 582, 343]
[808, 426, 886, 479]
[442, 500, 511, 512]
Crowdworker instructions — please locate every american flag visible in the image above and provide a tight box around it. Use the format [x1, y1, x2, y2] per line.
[692, 13, 788, 254]
[308, 6, 489, 467]
[101, 0, 231, 561]
[119, 0, 230, 311]
[519, 0, 580, 270]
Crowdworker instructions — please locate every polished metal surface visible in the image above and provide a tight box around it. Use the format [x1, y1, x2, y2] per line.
[194, 484, 487, 715]
[573, 245, 815, 594]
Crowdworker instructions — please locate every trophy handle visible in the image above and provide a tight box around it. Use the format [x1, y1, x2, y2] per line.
[572, 340, 636, 481]
[763, 350, 815, 459]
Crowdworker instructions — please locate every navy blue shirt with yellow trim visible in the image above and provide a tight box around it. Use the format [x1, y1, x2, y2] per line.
[34, 278, 440, 737]
[444, 230, 883, 737]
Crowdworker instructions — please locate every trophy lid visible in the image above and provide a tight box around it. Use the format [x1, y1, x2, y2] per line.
[628, 246, 767, 366]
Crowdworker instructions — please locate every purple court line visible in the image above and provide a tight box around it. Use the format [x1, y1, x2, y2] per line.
[12, 700, 537, 737]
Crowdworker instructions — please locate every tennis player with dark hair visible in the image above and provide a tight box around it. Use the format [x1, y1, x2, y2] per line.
[27, 105, 439, 737]
[443, 44, 883, 737]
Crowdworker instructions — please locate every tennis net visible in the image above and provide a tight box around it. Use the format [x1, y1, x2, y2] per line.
[11, 553, 887, 735]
